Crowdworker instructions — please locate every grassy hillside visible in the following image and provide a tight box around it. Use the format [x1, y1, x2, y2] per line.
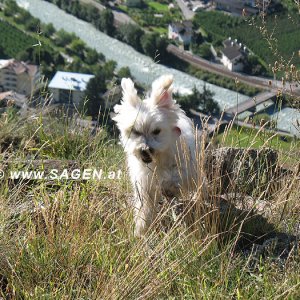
[219, 126, 300, 151]
[217, 124, 300, 164]
[0, 111, 299, 299]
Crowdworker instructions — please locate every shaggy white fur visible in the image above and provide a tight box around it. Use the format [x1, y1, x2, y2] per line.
[112, 75, 202, 236]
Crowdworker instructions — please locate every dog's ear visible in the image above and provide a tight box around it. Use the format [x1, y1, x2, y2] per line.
[150, 75, 175, 108]
[121, 78, 141, 107]
[173, 126, 181, 137]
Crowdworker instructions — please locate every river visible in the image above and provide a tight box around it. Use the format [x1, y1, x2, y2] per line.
[16, 0, 300, 137]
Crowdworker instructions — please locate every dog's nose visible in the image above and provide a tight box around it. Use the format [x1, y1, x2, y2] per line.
[140, 149, 152, 163]
[140, 149, 147, 156]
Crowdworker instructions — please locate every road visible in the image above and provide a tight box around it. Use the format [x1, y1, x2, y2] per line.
[225, 91, 276, 114]
[175, 0, 195, 19]
[190, 108, 295, 138]
[80, 0, 135, 26]
[167, 44, 300, 96]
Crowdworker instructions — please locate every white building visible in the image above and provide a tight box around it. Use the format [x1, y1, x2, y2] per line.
[220, 38, 247, 72]
[0, 59, 40, 96]
[49, 71, 94, 107]
[168, 21, 193, 46]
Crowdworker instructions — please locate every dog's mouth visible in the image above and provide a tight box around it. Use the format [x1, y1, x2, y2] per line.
[141, 156, 152, 164]
[141, 152, 153, 164]
[142, 158, 152, 164]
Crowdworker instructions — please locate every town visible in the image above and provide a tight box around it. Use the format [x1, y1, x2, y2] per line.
[0, 0, 299, 139]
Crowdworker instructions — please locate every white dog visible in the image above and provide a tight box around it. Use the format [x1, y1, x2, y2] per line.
[112, 75, 203, 236]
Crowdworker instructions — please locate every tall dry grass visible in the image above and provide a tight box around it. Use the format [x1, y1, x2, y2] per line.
[0, 100, 299, 299]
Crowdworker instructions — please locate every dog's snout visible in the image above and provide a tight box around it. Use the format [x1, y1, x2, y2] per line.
[140, 148, 153, 164]
[140, 149, 148, 156]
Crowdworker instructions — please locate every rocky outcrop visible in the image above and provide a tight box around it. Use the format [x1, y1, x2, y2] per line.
[204, 147, 293, 198]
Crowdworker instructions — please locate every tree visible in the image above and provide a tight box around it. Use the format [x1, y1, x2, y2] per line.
[117, 67, 132, 79]
[69, 39, 86, 58]
[14, 11, 31, 25]
[17, 46, 55, 65]
[77, 4, 88, 20]
[141, 33, 157, 59]
[85, 48, 100, 65]
[4, 1, 20, 17]
[244, 55, 266, 76]
[102, 60, 117, 80]
[98, 9, 114, 36]
[0, 46, 5, 58]
[199, 85, 220, 115]
[16, 49, 31, 62]
[177, 85, 220, 116]
[198, 44, 213, 60]
[70, 0, 82, 18]
[153, 35, 168, 62]
[117, 24, 144, 52]
[67, 57, 86, 73]
[24, 18, 40, 32]
[43, 23, 55, 38]
[53, 52, 65, 66]
[177, 88, 201, 115]
[192, 31, 204, 45]
[82, 72, 107, 119]
[55, 29, 76, 47]
[54, 0, 62, 8]
[86, 3, 98, 23]
[141, 33, 168, 62]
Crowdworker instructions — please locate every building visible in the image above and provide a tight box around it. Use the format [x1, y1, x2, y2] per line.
[215, 0, 273, 16]
[215, 0, 278, 16]
[168, 3, 175, 10]
[168, 21, 193, 46]
[0, 91, 27, 112]
[48, 71, 94, 106]
[220, 38, 247, 71]
[0, 59, 40, 96]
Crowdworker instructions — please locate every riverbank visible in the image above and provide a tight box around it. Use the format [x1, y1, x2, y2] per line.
[16, 0, 251, 108]
[14, 0, 300, 137]
[23, 0, 263, 98]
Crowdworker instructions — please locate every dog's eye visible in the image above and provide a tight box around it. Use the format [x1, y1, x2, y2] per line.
[152, 129, 161, 135]
[131, 128, 141, 136]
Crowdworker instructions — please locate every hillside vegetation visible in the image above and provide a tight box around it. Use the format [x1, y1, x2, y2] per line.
[193, 10, 300, 74]
[0, 111, 299, 299]
[0, 20, 38, 58]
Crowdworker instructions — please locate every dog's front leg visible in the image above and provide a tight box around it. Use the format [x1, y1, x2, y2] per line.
[132, 180, 161, 237]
